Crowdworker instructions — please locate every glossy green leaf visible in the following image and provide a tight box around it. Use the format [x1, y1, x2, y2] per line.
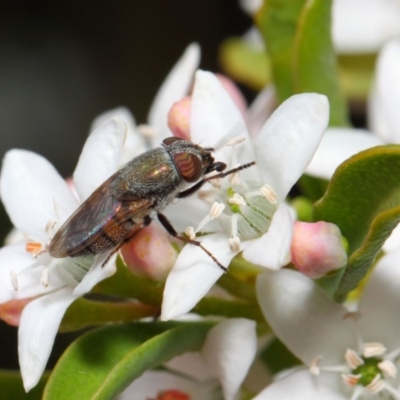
[0, 370, 47, 400]
[60, 297, 159, 333]
[43, 322, 213, 400]
[314, 145, 400, 301]
[256, 0, 348, 126]
[219, 37, 271, 90]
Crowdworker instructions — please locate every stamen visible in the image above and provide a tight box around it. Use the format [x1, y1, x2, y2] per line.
[188, 202, 225, 238]
[228, 193, 246, 206]
[363, 342, 387, 358]
[10, 270, 18, 291]
[342, 373, 361, 387]
[309, 357, 321, 375]
[25, 241, 43, 257]
[41, 268, 49, 287]
[228, 236, 241, 252]
[378, 359, 397, 379]
[229, 172, 241, 186]
[345, 349, 364, 369]
[260, 185, 278, 204]
[185, 227, 196, 240]
[45, 219, 57, 237]
[226, 136, 246, 146]
[210, 202, 225, 219]
[197, 190, 216, 203]
[365, 374, 385, 394]
[137, 124, 157, 138]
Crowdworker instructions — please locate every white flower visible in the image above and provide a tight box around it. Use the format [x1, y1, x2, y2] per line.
[307, 39, 400, 252]
[240, 0, 400, 54]
[119, 319, 257, 400]
[161, 70, 329, 321]
[91, 42, 201, 164]
[0, 116, 127, 391]
[307, 39, 400, 182]
[255, 247, 400, 399]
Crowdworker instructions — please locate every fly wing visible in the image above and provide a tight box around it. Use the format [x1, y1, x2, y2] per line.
[49, 182, 154, 258]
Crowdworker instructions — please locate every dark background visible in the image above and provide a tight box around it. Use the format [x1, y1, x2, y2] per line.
[0, 0, 251, 371]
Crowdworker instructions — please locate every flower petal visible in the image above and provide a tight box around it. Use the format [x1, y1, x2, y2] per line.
[0, 244, 65, 303]
[332, 0, 400, 54]
[369, 39, 400, 143]
[119, 370, 219, 400]
[191, 70, 256, 179]
[255, 93, 329, 201]
[202, 318, 257, 400]
[253, 369, 345, 400]
[383, 223, 400, 252]
[243, 203, 294, 270]
[256, 269, 358, 366]
[90, 106, 147, 164]
[73, 253, 117, 296]
[358, 246, 400, 347]
[148, 43, 200, 141]
[161, 233, 235, 321]
[306, 128, 385, 179]
[0, 150, 78, 241]
[18, 287, 78, 391]
[73, 116, 127, 201]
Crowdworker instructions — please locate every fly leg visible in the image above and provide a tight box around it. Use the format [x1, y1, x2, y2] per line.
[157, 212, 227, 272]
[101, 215, 152, 267]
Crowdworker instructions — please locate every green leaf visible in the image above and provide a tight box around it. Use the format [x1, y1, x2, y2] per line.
[0, 370, 48, 400]
[256, 0, 348, 126]
[219, 37, 271, 90]
[314, 145, 400, 301]
[60, 297, 159, 332]
[43, 322, 213, 400]
[338, 54, 376, 101]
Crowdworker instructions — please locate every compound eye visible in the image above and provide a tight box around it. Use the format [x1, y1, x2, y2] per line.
[174, 152, 203, 182]
[163, 137, 184, 146]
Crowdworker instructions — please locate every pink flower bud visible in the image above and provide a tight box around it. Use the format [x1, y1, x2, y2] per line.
[0, 297, 35, 326]
[168, 96, 192, 140]
[290, 221, 347, 279]
[120, 224, 178, 282]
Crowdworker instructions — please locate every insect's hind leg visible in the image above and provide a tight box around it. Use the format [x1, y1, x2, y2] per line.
[157, 212, 227, 272]
[101, 215, 153, 267]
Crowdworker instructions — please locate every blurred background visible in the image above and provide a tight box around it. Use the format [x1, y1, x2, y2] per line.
[0, 0, 251, 370]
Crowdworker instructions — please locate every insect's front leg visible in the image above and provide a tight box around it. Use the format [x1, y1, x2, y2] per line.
[157, 212, 227, 272]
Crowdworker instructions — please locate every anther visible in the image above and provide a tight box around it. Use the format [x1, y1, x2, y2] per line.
[260, 185, 278, 204]
[342, 373, 361, 387]
[209, 202, 225, 219]
[228, 193, 246, 206]
[363, 343, 387, 358]
[10, 270, 18, 291]
[25, 241, 43, 257]
[226, 136, 246, 146]
[137, 124, 157, 138]
[345, 349, 364, 369]
[309, 357, 322, 375]
[197, 190, 216, 203]
[41, 268, 49, 288]
[185, 227, 196, 240]
[378, 360, 397, 379]
[366, 374, 385, 394]
[228, 236, 241, 252]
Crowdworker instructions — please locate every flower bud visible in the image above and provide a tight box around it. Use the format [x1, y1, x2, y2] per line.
[168, 96, 192, 140]
[290, 221, 347, 279]
[120, 224, 178, 282]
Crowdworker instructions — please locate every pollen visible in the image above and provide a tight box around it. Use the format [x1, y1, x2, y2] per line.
[25, 242, 43, 257]
[345, 349, 364, 369]
[342, 373, 361, 387]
